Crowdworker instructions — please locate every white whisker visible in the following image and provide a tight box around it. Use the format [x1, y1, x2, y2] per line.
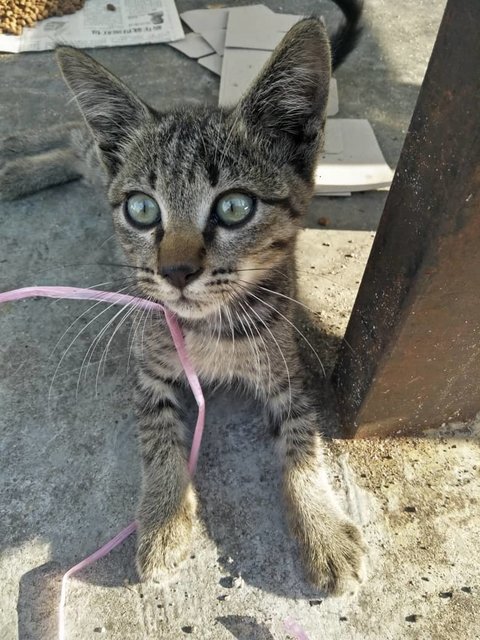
[127, 304, 147, 372]
[232, 305, 262, 385]
[76, 286, 139, 397]
[94, 303, 137, 395]
[239, 298, 273, 396]
[235, 283, 326, 378]
[234, 298, 267, 395]
[48, 283, 136, 407]
[48, 277, 136, 361]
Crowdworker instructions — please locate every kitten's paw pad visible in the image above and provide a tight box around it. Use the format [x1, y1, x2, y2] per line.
[303, 519, 367, 596]
[136, 512, 194, 582]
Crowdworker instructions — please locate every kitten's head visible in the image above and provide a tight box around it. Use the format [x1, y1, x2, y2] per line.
[57, 19, 331, 320]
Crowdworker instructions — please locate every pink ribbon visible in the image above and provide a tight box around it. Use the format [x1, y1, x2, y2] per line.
[0, 286, 205, 640]
[284, 617, 311, 640]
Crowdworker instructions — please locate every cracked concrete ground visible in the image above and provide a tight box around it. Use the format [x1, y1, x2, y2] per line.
[1, 1, 479, 639]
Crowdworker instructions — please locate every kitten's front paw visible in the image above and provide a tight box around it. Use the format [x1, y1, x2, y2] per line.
[136, 490, 196, 583]
[300, 517, 367, 596]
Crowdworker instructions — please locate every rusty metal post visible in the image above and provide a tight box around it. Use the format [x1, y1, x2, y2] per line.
[332, 0, 480, 437]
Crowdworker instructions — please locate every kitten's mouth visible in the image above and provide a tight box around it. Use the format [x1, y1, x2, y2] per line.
[159, 292, 217, 320]
[138, 281, 227, 320]
[172, 296, 200, 312]
[152, 292, 206, 318]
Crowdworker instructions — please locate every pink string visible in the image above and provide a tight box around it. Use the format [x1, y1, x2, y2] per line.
[58, 522, 138, 639]
[0, 286, 161, 311]
[164, 308, 205, 476]
[0, 286, 205, 640]
[284, 617, 311, 640]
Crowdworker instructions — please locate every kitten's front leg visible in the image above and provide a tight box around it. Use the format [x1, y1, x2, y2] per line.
[134, 365, 197, 582]
[266, 377, 367, 595]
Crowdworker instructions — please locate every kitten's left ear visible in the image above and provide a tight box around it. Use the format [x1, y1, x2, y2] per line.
[234, 18, 331, 178]
[56, 46, 153, 173]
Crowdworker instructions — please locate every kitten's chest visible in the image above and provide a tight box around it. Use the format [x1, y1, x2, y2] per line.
[184, 328, 266, 385]
[144, 319, 269, 387]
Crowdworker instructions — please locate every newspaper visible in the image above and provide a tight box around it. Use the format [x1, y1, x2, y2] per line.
[0, 0, 184, 53]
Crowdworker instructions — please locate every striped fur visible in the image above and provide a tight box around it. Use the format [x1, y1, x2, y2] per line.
[0, 14, 366, 595]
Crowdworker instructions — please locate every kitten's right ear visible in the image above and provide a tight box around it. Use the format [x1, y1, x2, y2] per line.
[56, 46, 152, 173]
[233, 18, 331, 180]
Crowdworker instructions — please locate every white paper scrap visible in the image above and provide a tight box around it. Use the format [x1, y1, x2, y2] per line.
[168, 33, 214, 59]
[0, 0, 184, 53]
[323, 114, 343, 154]
[198, 53, 222, 76]
[180, 5, 272, 34]
[315, 120, 394, 195]
[225, 8, 301, 50]
[327, 78, 339, 117]
[200, 29, 226, 56]
[180, 7, 229, 33]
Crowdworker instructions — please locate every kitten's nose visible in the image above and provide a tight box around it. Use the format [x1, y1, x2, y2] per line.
[160, 263, 203, 290]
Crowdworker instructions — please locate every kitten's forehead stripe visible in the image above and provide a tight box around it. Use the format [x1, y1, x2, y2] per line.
[206, 160, 219, 188]
[148, 169, 156, 190]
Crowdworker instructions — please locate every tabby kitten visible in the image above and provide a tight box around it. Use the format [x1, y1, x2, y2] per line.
[0, 4, 366, 595]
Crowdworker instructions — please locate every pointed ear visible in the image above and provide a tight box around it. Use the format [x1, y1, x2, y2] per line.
[235, 18, 331, 178]
[56, 46, 153, 173]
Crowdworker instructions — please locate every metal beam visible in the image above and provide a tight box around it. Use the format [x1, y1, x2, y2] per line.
[333, 0, 480, 437]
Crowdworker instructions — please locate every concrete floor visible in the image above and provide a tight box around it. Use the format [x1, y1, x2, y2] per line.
[1, 1, 479, 639]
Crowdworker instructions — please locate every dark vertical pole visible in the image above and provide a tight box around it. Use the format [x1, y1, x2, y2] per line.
[333, 0, 480, 437]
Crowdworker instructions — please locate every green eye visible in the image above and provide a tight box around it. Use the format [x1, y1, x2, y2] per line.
[215, 192, 255, 227]
[125, 193, 161, 227]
